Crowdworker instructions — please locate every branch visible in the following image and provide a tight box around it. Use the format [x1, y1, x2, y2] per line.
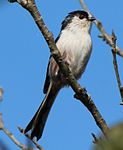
[9, 0, 109, 136]
[79, 0, 123, 57]
[111, 31, 123, 104]
[0, 88, 28, 149]
[0, 113, 27, 150]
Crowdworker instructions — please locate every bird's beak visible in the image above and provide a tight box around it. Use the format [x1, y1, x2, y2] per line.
[88, 16, 96, 22]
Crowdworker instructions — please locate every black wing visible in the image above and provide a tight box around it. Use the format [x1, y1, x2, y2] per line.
[43, 59, 50, 94]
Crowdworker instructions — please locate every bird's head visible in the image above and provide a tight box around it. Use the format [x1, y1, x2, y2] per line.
[61, 10, 95, 33]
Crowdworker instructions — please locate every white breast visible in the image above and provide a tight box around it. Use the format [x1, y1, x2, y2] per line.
[56, 27, 92, 79]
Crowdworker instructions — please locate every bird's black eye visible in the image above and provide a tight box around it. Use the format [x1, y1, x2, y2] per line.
[79, 15, 84, 19]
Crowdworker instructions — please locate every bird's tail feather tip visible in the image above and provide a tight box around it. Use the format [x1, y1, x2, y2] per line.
[31, 127, 42, 141]
[23, 127, 40, 141]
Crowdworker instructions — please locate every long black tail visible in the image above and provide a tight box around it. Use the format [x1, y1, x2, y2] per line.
[24, 83, 60, 140]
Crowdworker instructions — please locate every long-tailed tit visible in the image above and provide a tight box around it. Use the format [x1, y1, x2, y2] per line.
[24, 10, 95, 140]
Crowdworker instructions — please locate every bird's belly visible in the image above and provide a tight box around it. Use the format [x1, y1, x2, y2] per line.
[55, 31, 92, 80]
[70, 46, 92, 79]
[66, 36, 92, 79]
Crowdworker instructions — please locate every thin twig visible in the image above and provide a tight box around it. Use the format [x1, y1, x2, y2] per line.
[0, 87, 4, 101]
[111, 31, 123, 105]
[91, 133, 99, 144]
[0, 113, 4, 130]
[0, 91, 27, 149]
[79, 0, 123, 57]
[0, 113, 27, 149]
[9, 0, 109, 137]
[18, 126, 44, 150]
[2, 127, 27, 150]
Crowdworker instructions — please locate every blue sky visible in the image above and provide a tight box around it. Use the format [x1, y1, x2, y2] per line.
[1, 0, 123, 150]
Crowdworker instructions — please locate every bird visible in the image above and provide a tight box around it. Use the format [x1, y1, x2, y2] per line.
[24, 10, 95, 141]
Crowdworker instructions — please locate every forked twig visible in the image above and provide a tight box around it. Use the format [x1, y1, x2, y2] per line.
[111, 31, 123, 104]
[80, 0, 123, 104]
